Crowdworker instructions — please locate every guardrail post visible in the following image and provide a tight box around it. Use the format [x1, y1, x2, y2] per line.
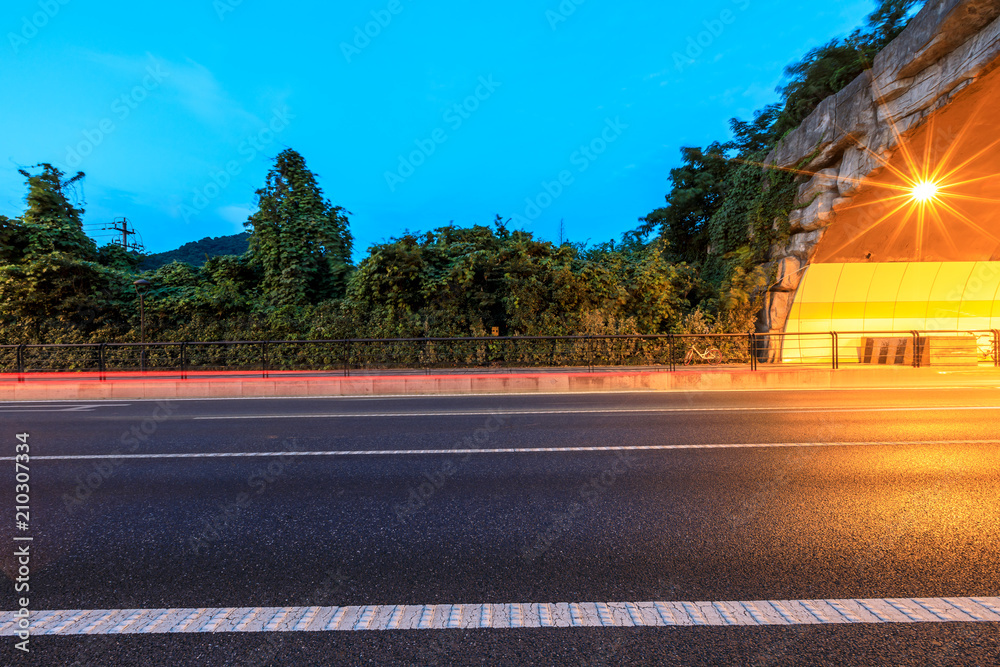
[98, 343, 106, 381]
[830, 332, 839, 370]
[911, 330, 921, 368]
[180, 342, 187, 380]
[749, 333, 756, 371]
[993, 330, 1000, 368]
[261, 341, 268, 379]
[587, 336, 594, 372]
[344, 340, 351, 377]
[16, 344, 25, 382]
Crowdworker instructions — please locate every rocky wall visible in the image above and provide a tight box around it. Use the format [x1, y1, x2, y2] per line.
[760, 0, 1000, 343]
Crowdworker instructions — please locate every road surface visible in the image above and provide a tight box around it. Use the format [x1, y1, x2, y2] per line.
[1, 388, 999, 665]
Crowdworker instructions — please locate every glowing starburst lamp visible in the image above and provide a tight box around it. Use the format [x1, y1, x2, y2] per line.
[911, 180, 940, 203]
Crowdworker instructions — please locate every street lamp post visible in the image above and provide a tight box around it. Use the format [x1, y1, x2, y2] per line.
[133, 279, 151, 372]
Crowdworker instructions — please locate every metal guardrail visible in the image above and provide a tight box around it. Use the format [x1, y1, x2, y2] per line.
[0, 330, 998, 380]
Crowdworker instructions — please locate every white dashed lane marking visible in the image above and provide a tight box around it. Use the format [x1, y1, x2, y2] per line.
[5, 439, 1000, 462]
[3, 598, 999, 635]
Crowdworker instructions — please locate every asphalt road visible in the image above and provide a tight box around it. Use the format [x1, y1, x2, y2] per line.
[1, 388, 999, 665]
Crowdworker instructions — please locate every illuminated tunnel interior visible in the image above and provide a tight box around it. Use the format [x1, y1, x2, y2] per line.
[780, 62, 1000, 364]
[783, 262, 1000, 363]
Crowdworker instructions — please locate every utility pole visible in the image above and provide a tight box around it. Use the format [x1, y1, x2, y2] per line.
[105, 217, 145, 253]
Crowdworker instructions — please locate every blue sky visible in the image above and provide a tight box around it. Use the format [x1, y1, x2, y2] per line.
[2, 0, 875, 258]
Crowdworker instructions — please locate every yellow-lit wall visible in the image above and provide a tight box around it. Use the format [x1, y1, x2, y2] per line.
[782, 262, 1000, 363]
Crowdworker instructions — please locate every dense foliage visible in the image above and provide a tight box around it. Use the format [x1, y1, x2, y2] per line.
[0, 1, 919, 348]
[0, 160, 699, 345]
[640, 0, 921, 317]
[0, 164, 133, 343]
[346, 221, 695, 338]
[246, 149, 353, 307]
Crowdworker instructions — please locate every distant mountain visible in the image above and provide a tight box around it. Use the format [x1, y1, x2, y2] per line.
[140, 232, 250, 271]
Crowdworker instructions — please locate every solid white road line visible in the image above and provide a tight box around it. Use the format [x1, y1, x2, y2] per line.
[190, 405, 1000, 420]
[0, 403, 131, 413]
[4, 439, 1000, 462]
[3, 597, 999, 635]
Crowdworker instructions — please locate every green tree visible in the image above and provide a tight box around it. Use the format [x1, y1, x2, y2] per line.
[346, 222, 506, 337]
[0, 166, 114, 340]
[246, 149, 353, 308]
[97, 244, 144, 272]
[639, 144, 729, 265]
[643, 0, 920, 309]
[16, 164, 96, 262]
[0, 215, 24, 265]
[346, 220, 694, 338]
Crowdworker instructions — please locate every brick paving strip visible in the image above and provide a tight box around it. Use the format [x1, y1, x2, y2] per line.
[3, 598, 999, 635]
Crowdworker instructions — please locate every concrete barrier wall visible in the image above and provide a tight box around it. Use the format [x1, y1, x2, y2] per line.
[3, 367, 999, 401]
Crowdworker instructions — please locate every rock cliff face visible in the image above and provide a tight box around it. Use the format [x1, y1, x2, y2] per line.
[760, 0, 1000, 341]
